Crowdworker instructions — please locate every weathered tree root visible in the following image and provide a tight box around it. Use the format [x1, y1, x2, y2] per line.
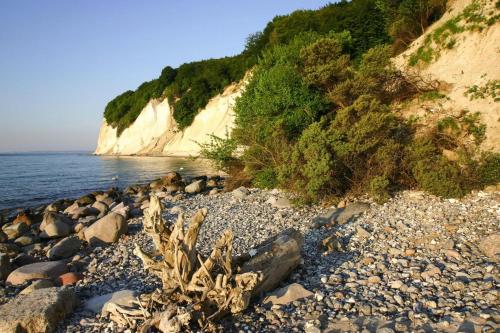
[125, 194, 303, 332]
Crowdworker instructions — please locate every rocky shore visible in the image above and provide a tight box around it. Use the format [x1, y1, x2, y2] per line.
[0, 173, 498, 333]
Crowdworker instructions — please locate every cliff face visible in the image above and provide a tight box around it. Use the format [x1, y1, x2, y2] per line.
[393, 0, 500, 152]
[94, 81, 243, 156]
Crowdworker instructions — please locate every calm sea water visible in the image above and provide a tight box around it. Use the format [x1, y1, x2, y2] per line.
[0, 152, 217, 212]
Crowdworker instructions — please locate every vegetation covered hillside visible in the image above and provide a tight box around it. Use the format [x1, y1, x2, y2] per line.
[200, 0, 500, 203]
[104, 0, 445, 134]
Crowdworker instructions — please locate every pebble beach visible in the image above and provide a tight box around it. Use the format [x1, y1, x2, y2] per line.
[0, 175, 498, 333]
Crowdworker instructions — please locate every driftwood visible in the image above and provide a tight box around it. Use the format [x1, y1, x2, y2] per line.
[128, 194, 303, 332]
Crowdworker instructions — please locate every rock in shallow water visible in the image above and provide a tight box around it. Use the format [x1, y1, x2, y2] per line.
[0, 286, 77, 333]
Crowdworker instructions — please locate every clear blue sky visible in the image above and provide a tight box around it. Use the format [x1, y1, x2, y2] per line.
[0, 0, 332, 152]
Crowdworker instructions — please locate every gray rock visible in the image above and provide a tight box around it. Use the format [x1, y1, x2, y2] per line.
[40, 212, 72, 238]
[263, 283, 313, 305]
[356, 226, 371, 239]
[232, 186, 250, 199]
[304, 321, 321, 333]
[336, 202, 371, 224]
[84, 289, 136, 314]
[478, 233, 500, 261]
[83, 212, 127, 246]
[0, 228, 7, 242]
[161, 171, 182, 185]
[312, 208, 342, 228]
[185, 180, 206, 194]
[111, 202, 130, 219]
[209, 188, 220, 196]
[76, 194, 95, 206]
[267, 196, 292, 209]
[63, 202, 80, 215]
[6, 260, 68, 285]
[0, 252, 13, 280]
[0, 286, 77, 333]
[0, 243, 20, 257]
[19, 279, 54, 295]
[2, 222, 29, 240]
[47, 236, 81, 259]
[68, 206, 98, 219]
[91, 202, 108, 216]
[14, 234, 35, 246]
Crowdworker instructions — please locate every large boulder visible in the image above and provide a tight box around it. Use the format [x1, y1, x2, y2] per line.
[47, 236, 81, 260]
[0, 287, 77, 333]
[6, 260, 68, 285]
[185, 180, 206, 194]
[83, 212, 127, 246]
[40, 212, 72, 238]
[478, 233, 500, 262]
[0, 253, 13, 281]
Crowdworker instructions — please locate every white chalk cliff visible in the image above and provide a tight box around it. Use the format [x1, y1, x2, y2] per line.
[94, 81, 244, 156]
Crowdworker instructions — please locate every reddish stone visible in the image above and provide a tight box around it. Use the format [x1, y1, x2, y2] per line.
[13, 213, 33, 226]
[58, 272, 82, 285]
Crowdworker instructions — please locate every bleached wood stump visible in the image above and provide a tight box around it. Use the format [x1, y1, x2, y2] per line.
[132, 195, 303, 332]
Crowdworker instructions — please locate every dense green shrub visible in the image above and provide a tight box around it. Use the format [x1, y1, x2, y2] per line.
[232, 33, 331, 178]
[253, 168, 279, 189]
[278, 121, 345, 201]
[411, 157, 469, 197]
[477, 152, 500, 185]
[202, 28, 496, 203]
